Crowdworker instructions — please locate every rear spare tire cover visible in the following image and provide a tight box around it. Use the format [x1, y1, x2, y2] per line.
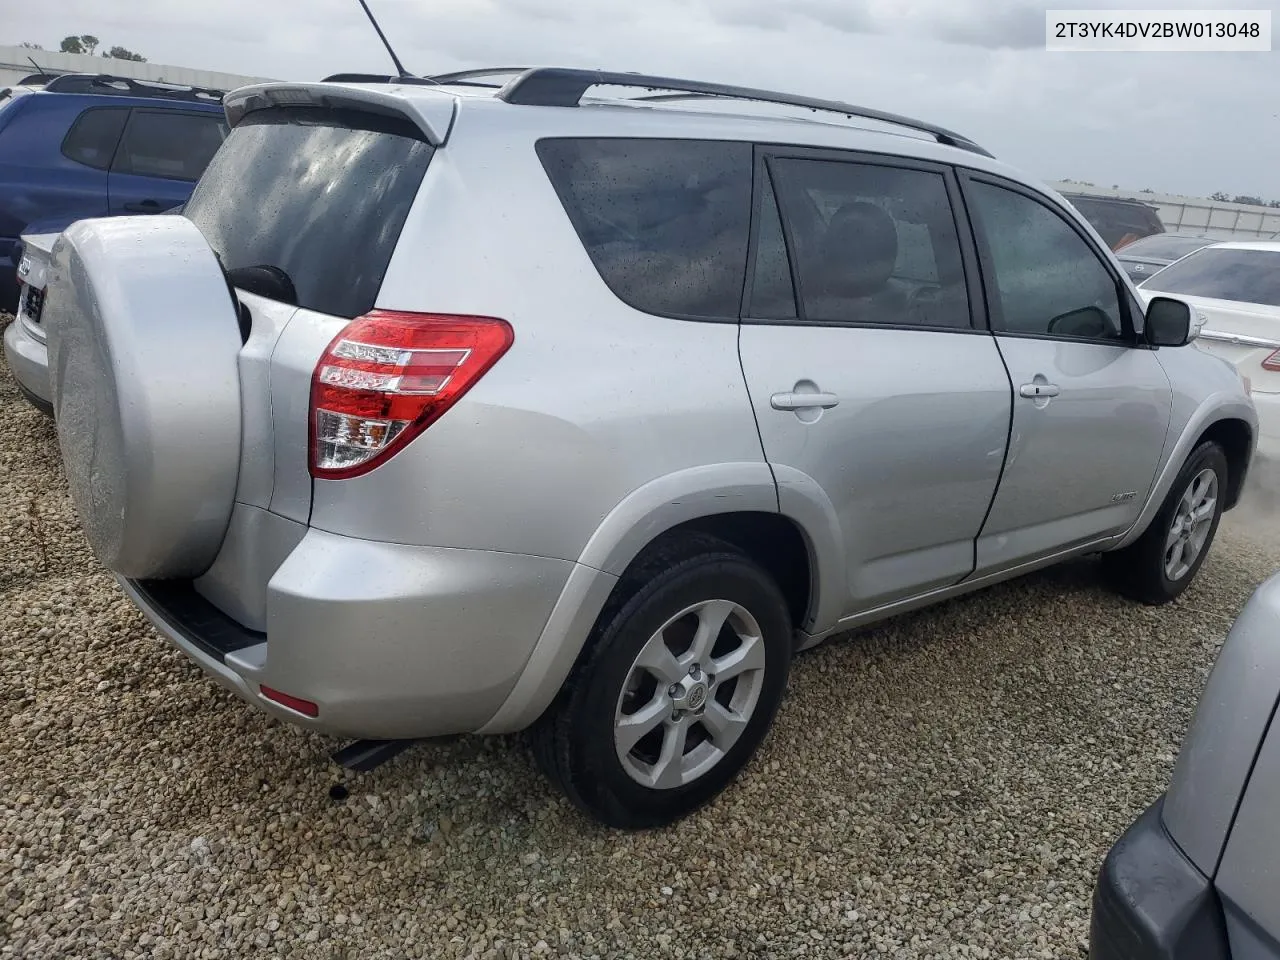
[44, 216, 243, 579]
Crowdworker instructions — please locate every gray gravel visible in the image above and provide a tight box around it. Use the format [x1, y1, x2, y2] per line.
[3, 317, 1279, 959]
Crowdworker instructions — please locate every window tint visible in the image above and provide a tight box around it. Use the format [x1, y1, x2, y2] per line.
[113, 110, 227, 181]
[537, 139, 752, 319]
[747, 174, 797, 319]
[763, 158, 970, 328]
[970, 181, 1125, 341]
[183, 106, 433, 319]
[61, 107, 128, 170]
[1142, 247, 1280, 306]
[1066, 197, 1164, 250]
[1119, 234, 1212, 260]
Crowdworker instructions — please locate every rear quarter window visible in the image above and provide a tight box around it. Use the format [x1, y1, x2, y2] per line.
[112, 110, 228, 181]
[183, 106, 434, 319]
[536, 138, 753, 320]
[61, 107, 129, 170]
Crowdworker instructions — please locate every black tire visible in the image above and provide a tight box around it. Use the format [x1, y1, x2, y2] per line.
[530, 533, 793, 829]
[1102, 441, 1228, 605]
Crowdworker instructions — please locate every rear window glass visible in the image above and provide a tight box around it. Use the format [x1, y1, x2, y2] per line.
[537, 138, 752, 319]
[61, 107, 128, 170]
[1119, 234, 1211, 260]
[1141, 247, 1280, 306]
[183, 106, 433, 319]
[1067, 197, 1164, 250]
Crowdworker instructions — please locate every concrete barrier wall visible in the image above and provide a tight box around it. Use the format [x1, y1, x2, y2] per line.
[1050, 180, 1280, 241]
[0, 44, 271, 93]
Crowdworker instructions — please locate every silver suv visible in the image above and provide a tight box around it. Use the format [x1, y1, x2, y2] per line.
[39, 67, 1257, 828]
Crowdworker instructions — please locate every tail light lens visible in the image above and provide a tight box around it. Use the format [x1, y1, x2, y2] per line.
[1262, 349, 1280, 373]
[309, 310, 514, 479]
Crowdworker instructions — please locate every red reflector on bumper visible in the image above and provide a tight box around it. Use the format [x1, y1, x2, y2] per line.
[260, 685, 319, 717]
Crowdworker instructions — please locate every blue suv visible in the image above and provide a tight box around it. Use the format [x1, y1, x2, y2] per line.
[0, 73, 229, 310]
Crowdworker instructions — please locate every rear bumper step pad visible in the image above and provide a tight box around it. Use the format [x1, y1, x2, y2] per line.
[126, 578, 265, 662]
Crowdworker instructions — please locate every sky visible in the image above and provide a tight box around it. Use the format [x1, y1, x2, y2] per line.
[7, 0, 1279, 199]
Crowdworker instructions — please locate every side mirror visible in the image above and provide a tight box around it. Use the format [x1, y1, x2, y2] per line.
[1145, 296, 1194, 347]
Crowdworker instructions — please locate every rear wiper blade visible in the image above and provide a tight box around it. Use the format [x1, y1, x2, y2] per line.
[226, 264, 298, 306]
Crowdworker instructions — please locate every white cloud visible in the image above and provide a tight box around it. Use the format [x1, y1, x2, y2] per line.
[10, 0, 1279, 198]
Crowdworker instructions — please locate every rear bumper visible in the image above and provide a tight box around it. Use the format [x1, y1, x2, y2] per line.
[122, 527, 578, 739]
[3, 313, 51, 411]
[1251, 391, 1280, 464]
[1090, 796, 1230, 960]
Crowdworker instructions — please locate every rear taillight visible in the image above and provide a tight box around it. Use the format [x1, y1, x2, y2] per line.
[309, 310, 514, 479]
[1262, 349, 1280, 373]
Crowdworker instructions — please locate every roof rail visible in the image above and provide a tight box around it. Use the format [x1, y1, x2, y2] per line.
[41, 73, 227, 103]
[495, 67, 993, 157]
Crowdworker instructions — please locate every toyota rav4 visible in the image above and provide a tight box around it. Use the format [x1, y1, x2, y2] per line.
[38, 67, 1257, 828]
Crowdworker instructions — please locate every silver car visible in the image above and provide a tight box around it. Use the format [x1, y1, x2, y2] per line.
[1091, 571, 1280, 959]
[34, 67, 1257, 827]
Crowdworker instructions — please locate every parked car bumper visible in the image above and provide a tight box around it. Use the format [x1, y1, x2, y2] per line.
[1090, 796, 1230, 960]
[2, 312, 52, 414]
[1251, 391, 1280, 465]
[120, 526, 577, 740]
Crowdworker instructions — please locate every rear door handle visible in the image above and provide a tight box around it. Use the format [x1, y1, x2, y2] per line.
[1019, 382, 1060, 399]
[771, 391, 840, 411]
[123, 200, 163, 213]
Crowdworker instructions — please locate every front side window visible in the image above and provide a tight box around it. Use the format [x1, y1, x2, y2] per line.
[112, 110, 228, 182]
[1141, 247, 1280, 306]
[970, 181, 1125, 341]
[756, 157, 971, 328]
[537, 138, 753, 319]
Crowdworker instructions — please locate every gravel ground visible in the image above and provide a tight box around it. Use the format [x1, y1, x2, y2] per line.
[3, 315, 1279, 960]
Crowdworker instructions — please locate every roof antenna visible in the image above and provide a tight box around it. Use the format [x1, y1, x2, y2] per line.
[354, 0, 413, 80]
[27, 56, 48, 76]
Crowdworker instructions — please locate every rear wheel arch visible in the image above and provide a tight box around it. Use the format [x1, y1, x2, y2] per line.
[617, 513, 816, 635]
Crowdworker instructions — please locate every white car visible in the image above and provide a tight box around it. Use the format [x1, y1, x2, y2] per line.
[3, 232, 58, 414]
[1139, 240, 1280, 465]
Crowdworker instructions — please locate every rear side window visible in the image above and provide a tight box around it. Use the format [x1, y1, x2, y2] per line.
[758, 157, 971, 328]
[537, 138, 752, 319]
[184, 106, 434, 319]
[112, 110, 228, 181]
[61, 107, 128, 170]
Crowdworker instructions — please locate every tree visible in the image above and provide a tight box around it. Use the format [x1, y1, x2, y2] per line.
[19, 41, 43, 49]
[59, 34, 101, 55]
[1232, 195, 1263, 206]
[104, 46, 146, 62]
[1269, 200, 1280, 209]
[1210, 191, 1230, 201]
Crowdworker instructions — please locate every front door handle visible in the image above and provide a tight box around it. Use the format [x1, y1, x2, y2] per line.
[1019, 382, 1060, 399]
[771, 391, 840, 411]
[123, 199, 163, 213]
